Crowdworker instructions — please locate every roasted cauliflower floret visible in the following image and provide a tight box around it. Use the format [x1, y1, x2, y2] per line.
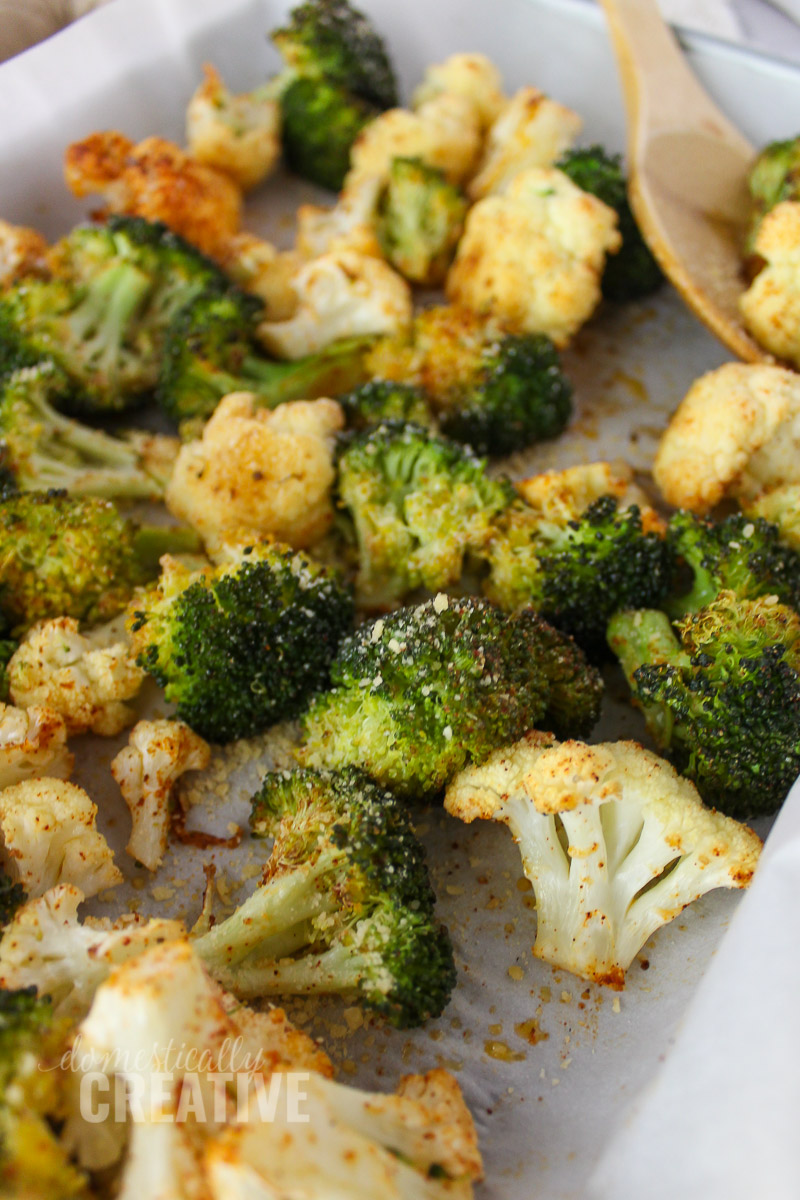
[445, 733, 761, 988]
[295, 175, 384, 259]
[0, 778, 122, 899]
[653, 361, 800, 512]
[63, 132, 242, 260]
[447, 166, 621, 347]
[186, 63, 281, 191]
[0, 702, 72, 790]
[740, 200, 800, 367]
[8, 616, 145, 737]
[516, 460, 665, 535]
[411, 52, 506, 131]
[165, 392, 344, 549]
[257, 248, 412, 359]
[468, 85, 582, 199]
[347, 92, 482, 189]
[111, 718, 210, 871]
[0, 219, 50, 289]
[218, 233, 305, 321]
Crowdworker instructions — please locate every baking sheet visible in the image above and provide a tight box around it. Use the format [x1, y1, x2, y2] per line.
[1, 1, 799, 1196]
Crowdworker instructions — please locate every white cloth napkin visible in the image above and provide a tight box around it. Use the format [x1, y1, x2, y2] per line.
[658, 0, 744, 39]
[589, 780, 800, 1200]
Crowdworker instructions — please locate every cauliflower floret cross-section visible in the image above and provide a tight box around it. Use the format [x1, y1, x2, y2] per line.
[111, 718, 211, 872]
[445, 733, 761, 989]
[8, 616, 145, 736]
[165, 392, 345, 550]
[446, 166, 621, 347]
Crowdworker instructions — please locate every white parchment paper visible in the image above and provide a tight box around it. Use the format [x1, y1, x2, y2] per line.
[1, 1, 799, 1195]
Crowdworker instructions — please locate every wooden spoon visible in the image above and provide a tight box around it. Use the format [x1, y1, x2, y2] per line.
[600, 0, 768, 362]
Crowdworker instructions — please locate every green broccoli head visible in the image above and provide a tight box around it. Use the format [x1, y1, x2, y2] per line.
[0, 360, 168, 500]
[193, 766, 455, 1027]
[514, 608, 604, 739]
[0, 871, 25, 931]
[279, 75, 377, 191]
[335, 420, 515, 607]
[158, 288, 372, 426]
[608, 592, 800, 818]
[557, 144, 663, 302]
[485, 494, 673, 655]
[129, 541, 354, 743]
[0, 489, 200, 634]
[337, 379, 436, 431]
[300, 594, 601, 797]
[667, 509, 800, 618]
[0, 988, 53, 1092]
[746, 136, 800, 252]
[365, 306, 573, 457]
[376, 157, 468, 286]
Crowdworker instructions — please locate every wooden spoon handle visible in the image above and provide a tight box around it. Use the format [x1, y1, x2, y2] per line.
[599, 0, 751, 150]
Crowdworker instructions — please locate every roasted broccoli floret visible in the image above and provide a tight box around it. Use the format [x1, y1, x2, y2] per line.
[158, 289, 371, 426]
[485, 494, 673, 655]
[666, 509, 800, 618]
[0, 361, 170, 498]
[0, 490, 200, 634]
[193, 767, 455, 1026]
[376, 157, 468, 286]
[271, 0, 397, 191]
[300, 594, 602, 798]
[336, 420, 515, 607]
[608, 592, 800, 818]
[557, 144, 663, 302]
[0, 216, 233, 415]
[365, 305, 573, 457]
[129, 541, 354, 743]
[745, 135, 800, 253]
[0, 870, 25, 930]
[337, 378, 435, 431]
[0, 987, 87, 1199]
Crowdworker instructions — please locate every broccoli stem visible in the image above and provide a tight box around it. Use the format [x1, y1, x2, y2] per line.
[244, 335, 373, 408]
[68, 262, 153, 377]
[132, 525, 203, 574]
[202, 936, 385, 1002]
[193, 857, 342, 969]
[607, 609, 688, 746]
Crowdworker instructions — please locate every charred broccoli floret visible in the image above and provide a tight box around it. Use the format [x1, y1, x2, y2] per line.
[365, 306, 573, 457]
[376, 157, 468, 286]
[0, 870, 25, 930]
[335, 420, 515, 607]
[129, 541, 354, 743]
[745, 135, 800, 253]
[557, 144, 663, 302]
[666, 509, 800, 618]
[0, 217, 234, 415]
[0, 361, 170, 499]
[608, 592, 800, 818]
[337, 378, 435, 431]
[484, 494, 673, 655]
[193, 767, 455, 1026]
[271, 0, 397, 191]
[0, 490, 200, 634]
[158, 289, 371, 426]
[300, 594, 602, 798]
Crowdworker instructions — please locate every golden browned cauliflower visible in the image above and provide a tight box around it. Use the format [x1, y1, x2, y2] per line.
[517, 460, 666, 535]
[467, 85, 582, 199]
[0, 218, 50, 289]
[111, 718, 210, 871]
[63, 131, 242, 260]
[445, 733, 761, 988]
[186, 63, 281, 191]
[411, 52, 506, 131]
[257, 248, 412, 359]
[446, 166, 620, 346]
[0, 702, 72, 790]
[347, 93, 482, 189]
[8, 617, 145, 737]
[740, 200, 800, 367]
[295, 175, 384, 260]
[165, 392, 344, 549]
[652, 361, 800, 512]
[0, 778, 122, 899]
[219, 232, 305, 321]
